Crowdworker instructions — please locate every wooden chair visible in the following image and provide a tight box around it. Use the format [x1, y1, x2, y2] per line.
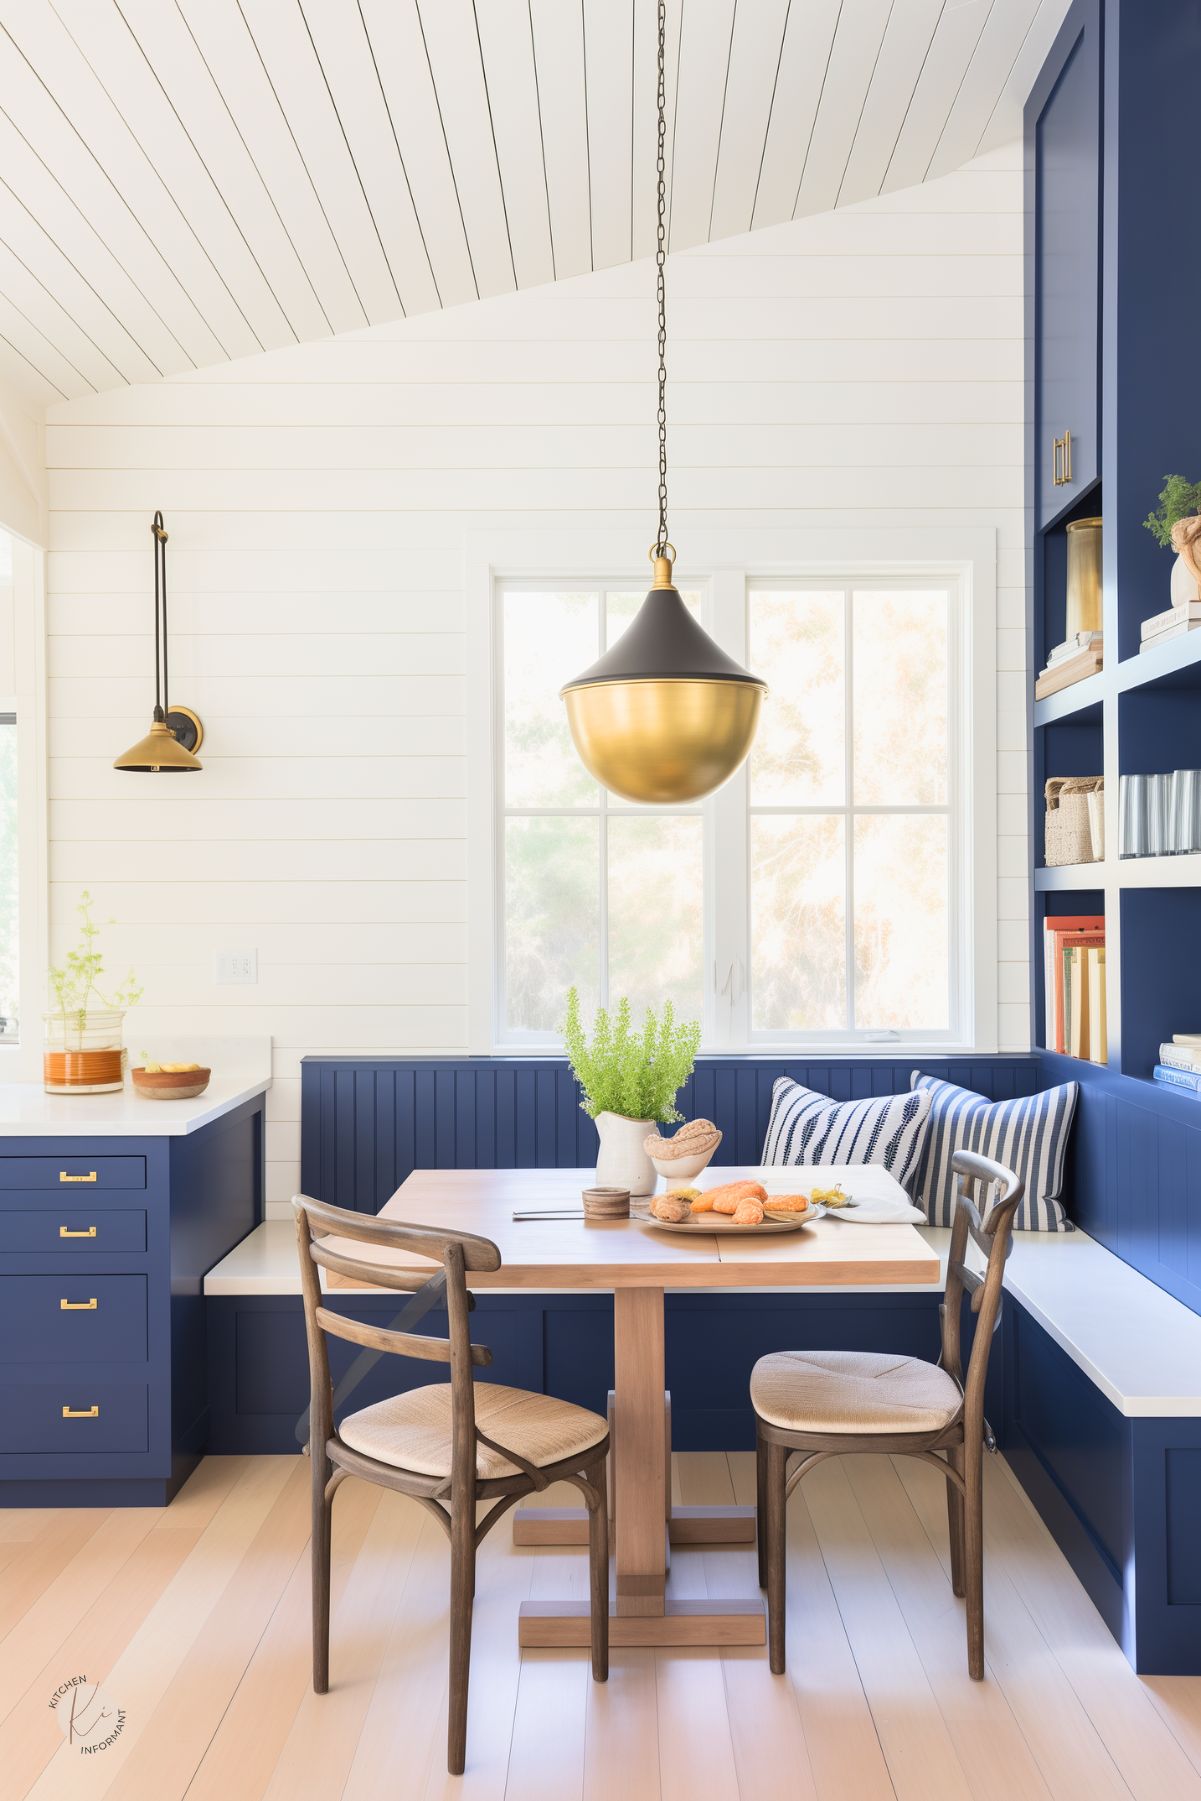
[752, 1149, 1023, 1680]
[293, 1193, 610, 1775]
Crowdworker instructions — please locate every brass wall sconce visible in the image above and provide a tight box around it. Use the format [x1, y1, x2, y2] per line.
[114, 511, 203, 772]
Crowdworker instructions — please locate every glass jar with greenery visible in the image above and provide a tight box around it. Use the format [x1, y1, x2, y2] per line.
[43, 892, 142, 1095]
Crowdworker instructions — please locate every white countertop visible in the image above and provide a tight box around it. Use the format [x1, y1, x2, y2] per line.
[0, 1034, 272, 1137]
[203, 1217, 1201, 1418]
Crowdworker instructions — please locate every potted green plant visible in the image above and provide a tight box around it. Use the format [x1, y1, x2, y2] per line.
[1144, 473, 1201, 601]
[563, 987, 702, 1195]
[44, 891, 143, 1095]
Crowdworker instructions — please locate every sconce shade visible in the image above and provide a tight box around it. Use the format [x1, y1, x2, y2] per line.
[561, 560, 766, 804]
[113, 714, 202, 773]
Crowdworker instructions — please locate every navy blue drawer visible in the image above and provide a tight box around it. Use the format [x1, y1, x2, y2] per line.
[7, 1381, 149, 1454]
[0, 1276, 147, 1363]
[0, 1209, 147, 1256]
[0, 1156, 146, 1191]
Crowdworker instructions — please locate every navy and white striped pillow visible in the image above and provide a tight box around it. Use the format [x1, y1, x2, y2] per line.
[909, 1072, 1078, 1232]
[761, 1078, 932, 1193]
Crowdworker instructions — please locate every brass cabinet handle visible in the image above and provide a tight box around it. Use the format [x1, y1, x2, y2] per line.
[1052, 435, 1063, 485]
[61, 1405, 99, 1419]
[60, 1297, 98, 1311]
[59, 1171, 97, 1184]
[58, 1225, 97, 1238]
[1062, 428, 1072, 483]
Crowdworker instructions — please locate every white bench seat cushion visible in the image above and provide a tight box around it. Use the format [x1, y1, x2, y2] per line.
[750, 1349, 963, 1435]
[338, 1381, 607, 1480]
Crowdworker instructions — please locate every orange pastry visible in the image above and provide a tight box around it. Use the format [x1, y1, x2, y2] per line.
[763, 1192, 811, 1214]
[706, 1180, 768, 1215]
[649, 1192, 690, 1223]
[732, 1197, 765, 1225]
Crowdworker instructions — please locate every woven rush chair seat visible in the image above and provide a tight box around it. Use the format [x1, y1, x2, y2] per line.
[339, 1382, 609, 1481]
[750, 1350, 963, 1436]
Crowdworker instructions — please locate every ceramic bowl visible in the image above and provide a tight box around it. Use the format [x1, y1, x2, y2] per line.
[650, 1144, 718, 1185]
[131, 1065, 211, 1101]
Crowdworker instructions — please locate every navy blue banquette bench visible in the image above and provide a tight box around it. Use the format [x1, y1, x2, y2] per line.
[204, 1051, 1201, 1676]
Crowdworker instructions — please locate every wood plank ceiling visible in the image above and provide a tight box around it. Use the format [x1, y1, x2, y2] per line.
[0, 0, 1070, 408]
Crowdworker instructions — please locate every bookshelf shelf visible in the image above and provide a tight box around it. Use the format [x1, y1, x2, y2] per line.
[1034, 863, 1107, 890]
[1116, 630, 1201, 695]
[1033, 669, 1107, 726]
[1117, 853, 1201, 889]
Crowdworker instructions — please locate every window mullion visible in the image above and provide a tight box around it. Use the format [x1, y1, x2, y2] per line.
[708, 569, 749, 1049]
[844, 587, 856, 1034]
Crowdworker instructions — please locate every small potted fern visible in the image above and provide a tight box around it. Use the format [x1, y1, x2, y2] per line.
[1144, 473, 1201, 602]
[44, 891, 142, 1095]
[563, 988, 702, 1196]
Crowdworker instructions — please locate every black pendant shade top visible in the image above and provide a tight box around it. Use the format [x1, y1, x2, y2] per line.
[561, 578, 765, 694]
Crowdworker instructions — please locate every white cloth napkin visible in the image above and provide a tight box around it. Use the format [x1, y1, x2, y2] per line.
[818, 1191, 927, 1224]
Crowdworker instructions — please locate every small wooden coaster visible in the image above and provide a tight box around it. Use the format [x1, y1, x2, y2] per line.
[582, 1186, 631, 1220]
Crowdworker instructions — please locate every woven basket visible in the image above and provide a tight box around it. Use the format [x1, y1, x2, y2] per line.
[1045, 776, 1103, 866]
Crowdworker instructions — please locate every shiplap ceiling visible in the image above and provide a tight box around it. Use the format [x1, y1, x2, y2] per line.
[0, 0, 1069, 409]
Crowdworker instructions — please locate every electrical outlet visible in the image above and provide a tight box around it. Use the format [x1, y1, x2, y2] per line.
[215, 949, 258, 985]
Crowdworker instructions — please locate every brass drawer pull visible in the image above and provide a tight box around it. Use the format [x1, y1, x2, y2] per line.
[58, 1225, 97, 1238]
[60, 1297, 98, 1311]
[1062, 427, 1072, 483]
[1052, 430, 1073, 487]
[61, 1405, 99, 1420]
[59, 1171, 97, 1184]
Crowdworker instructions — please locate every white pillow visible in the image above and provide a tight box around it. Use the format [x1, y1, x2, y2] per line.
[761, 1077, 932, 1194]
[909, 1072, 1077, 1232]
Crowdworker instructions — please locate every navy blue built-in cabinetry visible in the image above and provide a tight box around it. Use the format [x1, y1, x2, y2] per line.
[1032, 0, 1102, 530]
[0, 1096, 264, 1506]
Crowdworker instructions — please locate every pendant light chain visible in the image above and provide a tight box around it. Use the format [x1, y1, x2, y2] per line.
[654, 0, 669, 556]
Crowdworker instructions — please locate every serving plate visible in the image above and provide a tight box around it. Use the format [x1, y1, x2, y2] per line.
[632, 1203, 823, 1237]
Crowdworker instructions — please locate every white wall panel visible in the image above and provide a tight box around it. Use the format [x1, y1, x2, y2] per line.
[44, 148, 1030, 1215]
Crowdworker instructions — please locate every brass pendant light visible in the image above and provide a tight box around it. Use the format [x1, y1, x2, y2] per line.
[561, 0, 765, 805]
[114, 512, 204, 772]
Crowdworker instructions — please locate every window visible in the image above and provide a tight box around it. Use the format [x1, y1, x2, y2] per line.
[0, 711, 15, 1043]
[488, 557, 981, 1053]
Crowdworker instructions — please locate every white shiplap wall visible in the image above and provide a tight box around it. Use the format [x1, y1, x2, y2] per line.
[43, 145, 1030, 1215]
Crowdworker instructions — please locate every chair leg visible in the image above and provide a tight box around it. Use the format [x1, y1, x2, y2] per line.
[964, 1438, 985, 1680]
[756, 1431, 768, 1590]
[945, 1444, 966, 1599]
[311, 1453, 332, 1695]
[588, 1461, 610, 1682]
[447, 1501, 476, 1775]
[765, 1440, 787, 1675]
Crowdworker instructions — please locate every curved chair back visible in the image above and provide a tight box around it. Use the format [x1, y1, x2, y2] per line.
[292, 1193, 502, 1499]
[940, 1150, 1024, 1441]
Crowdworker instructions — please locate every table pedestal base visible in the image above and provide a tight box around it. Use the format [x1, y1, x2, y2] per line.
[512, 1502, 757, 1548]
[518, 1597, 766, 1649]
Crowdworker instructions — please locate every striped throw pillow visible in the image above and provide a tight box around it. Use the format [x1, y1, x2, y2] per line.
[909, 1072, 1078, 1232]
[761, 1078, 932, 1193]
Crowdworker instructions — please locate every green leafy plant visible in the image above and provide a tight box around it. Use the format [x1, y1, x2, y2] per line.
[563, 987, 701, 1124]
[48, 890, 142, 1029]
[1144, 474, 1201, 549]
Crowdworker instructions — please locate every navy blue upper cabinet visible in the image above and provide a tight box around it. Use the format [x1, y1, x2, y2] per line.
[1028, 0, 1103, 529]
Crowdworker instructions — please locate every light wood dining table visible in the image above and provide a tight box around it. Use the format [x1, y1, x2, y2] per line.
[326, 1163, 939, 1651]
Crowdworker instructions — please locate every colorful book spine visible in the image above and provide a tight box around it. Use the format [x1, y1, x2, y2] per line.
[1153, 1063, 1201, 1094]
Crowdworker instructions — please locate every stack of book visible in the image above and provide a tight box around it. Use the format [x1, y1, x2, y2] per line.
[1140, 602, 1201, 651]
[1154, 1035, 1201, 1094]
[1034, 630, 1104, 699]
[1044, 913, 1106, 1062]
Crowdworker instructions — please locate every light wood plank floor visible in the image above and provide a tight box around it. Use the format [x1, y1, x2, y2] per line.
[6, 1451, 1201, 1801]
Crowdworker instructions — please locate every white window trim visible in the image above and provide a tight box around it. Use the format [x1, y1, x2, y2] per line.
[465, 528, 998, 1059]
[0, 534, 48, 1083]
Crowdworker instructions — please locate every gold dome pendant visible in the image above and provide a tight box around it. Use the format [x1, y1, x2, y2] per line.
[561, 547, 766, 805]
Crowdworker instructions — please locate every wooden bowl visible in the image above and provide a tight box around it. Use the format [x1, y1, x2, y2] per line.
[131, 1066, 211, 1101]
[581, 1186, 631, 1220]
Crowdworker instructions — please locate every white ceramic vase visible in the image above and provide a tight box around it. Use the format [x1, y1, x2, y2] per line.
[594, 1111, 657, 1197]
